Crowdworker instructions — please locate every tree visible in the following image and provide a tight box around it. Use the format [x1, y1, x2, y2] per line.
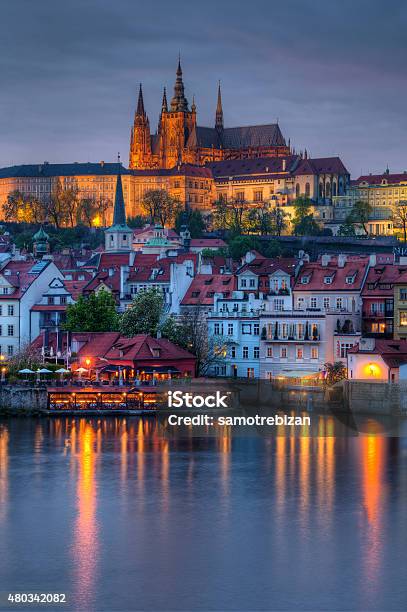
[176, 306, 231, 376]
[119, 289, 164, 337]
[212, 197, 251, 235]
[348, 200, 372, 235]
[141, 189, 182, 227]
[338, 220, 357, 237]
[269, 205, 289, 236]
[247, 205, 273, 235]
[127, 215, 148, 228]
[2, 191, 45, 224]
[47, 182, 70, 228]
[175, 209, 206, 238]
[61, 187, 79, 227]
[64, 289, 119, 332]
[291, 197, 322, 236]
[323, 361, 347, 386]
[392, 201, 407, 242]
[227, 235, 260, 260]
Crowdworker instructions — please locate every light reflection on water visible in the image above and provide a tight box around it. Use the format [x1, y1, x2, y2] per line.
[0, 416, 406, 611]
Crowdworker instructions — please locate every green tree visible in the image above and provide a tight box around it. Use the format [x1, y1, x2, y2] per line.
[269, 205, 289, 236]
[141, 189, 182, 227]
[127, 215, 148, 229]
[175, 209, 206, 238]
[323, 361, 347, 386]
[119, 289, 164, 337]
[227, 235, 260, 260]
[64, 289, 119, 332]
[392, 201, 407, 242]
[338, 220, 357, 237]
[212, 197, 251, 235]
[293, 214, 322, 236]
[2, 191, 45, 224]
[348, 200, 372, 235]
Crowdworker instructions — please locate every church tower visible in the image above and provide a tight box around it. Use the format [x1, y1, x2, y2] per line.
[215, 81, 224, 135]
[158, 57, 196, 168]
[129, 84, 152, 169]
[105, 162, 133, 252]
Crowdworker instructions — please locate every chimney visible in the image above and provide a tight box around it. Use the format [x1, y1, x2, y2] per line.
[338, 254, 347, 268]
[321, 254, 331, 267]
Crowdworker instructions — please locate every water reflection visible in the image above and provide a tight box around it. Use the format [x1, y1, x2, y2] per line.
[70, 421, 99, 610]
[0, 415, 405, 611]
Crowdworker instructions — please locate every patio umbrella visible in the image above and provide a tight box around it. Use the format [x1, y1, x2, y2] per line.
[75, 366, 88, 381]
[55, 368, 70, 374]
[36, 367, 52, 382]
[18, 368, 35, 374]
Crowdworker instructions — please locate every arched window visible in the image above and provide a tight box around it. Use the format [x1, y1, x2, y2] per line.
[339, 179, 343, 194]
[319, 183, 324, 198]
[295, 183, 300, 198]
[305, 182, 310, 197]
[332, 182, 337, 196]
[326, 181, 331, 197]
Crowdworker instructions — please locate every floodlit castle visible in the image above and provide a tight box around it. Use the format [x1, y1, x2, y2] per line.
[129, 58, 290, 170]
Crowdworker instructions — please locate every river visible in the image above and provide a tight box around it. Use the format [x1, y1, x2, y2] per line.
[0, 415, 406, 611]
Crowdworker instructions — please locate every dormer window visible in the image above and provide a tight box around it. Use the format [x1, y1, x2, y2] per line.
[346, 276, 354, 284]
[152, 348, 161, 358]
[301, 276, 309, 284]
[324, 276, 333, 284]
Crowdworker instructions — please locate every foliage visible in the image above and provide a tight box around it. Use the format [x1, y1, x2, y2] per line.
[347, 200, 372, 235]
[6, 344, 42, 376]
[119, 289, 164, 337]
[323, 361, 347, 386]
[127, 215, 148, 229]
[200, 247, 229, 259]
[2, 191, 45, 224]
[227, 235, 260, 260]
[338, 221, 357, 237]
[291, 197, 321, 236]
[77, 196, 111, 227]
[64, 290, 119, 332]
[392, 200, 407, 242]
[260, 239, 283, 258]
[175, 209, 206, 238]
[140, 189, 182, 227]
[212, 197, 252, 235]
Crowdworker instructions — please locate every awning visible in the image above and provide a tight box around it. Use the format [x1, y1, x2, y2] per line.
[137, 366, 180, 374]
[99, 364, 133, 373]
[277, 370, 320, 379]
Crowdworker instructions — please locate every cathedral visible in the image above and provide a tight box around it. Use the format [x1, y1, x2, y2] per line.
[129, 58, 290, 170]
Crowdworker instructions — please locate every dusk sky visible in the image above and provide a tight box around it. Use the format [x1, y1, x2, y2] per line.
[1, 0, 406, 177]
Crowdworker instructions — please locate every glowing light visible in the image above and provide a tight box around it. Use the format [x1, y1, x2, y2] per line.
[365, 362, 381, 377]
[92, 215, 101, 227]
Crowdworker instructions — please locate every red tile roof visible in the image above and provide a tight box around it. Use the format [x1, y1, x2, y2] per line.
[190, 238, 227, 248]
[361, 265, 407, 297]
[353, 173, 407, 186]
[63, 280, 89, 300]
[181, 274, 236, 306]
[128, 252, 197, 283]
[238, 257, 297, 278]
[0, 260, 50, 300]
[349, 339, 407, 368]
[294, 256, 369, 292]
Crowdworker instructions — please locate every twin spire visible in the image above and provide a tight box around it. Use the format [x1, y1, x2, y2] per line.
[135, 57, 224, 127]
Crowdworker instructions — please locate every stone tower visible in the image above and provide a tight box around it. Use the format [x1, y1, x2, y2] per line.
[129, 84, 152, 169]
[105, 164, 133, 252]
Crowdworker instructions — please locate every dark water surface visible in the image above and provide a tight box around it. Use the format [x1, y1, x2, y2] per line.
[0, 416, 406, 611]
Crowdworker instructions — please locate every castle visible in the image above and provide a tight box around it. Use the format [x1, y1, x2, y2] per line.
[129, 58, 290, 170]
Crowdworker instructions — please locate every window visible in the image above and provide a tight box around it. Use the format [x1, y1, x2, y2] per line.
[324, 276, 332, 284]
[298, 323, 304, 338]
[60, 296, 67, 305]
[400, 311, 407, 326]
[400, 289, 407, 300]
[280, 346, 287, 359]
[296, 346, 303, 360]
[254, 347, 259, 359]
[247, 368, 255, 379]
[0, 306, 2, 315]
[227, 323, 234, 335]
[7, 325, 14, 337]
[340, 343, 354, 358]
[346, 276, 354, 284]
[267, 347, 273, 358]
[310, 297, 317, 308]
[281, 323, 288, 338]
[240, 279, 247, 288]
[297, 297, 305, 309]
[323, 297, 330, 310]
[311, 346, 318, 359]
[301, 276, 309, 284]
[47, 297, 55, 305]
[7, 305, 14, 316]
[243, 346, 249, 359]
[236, 191, 245, 201]
[336, 297, 343, 309]
[254, 190, 263, 202]
[305, 182, 310, 197]
[253, 323, 259, 335]
[7, 345, 13, 357]
[230, 346, 236, 358]
[274, 299, 284, 311]
[2, 288, 8, 295]
[214, 323, 223, 335]
[242, 324, 252, 335]
[295, 183, 300, 198]
[249, 278, 256, 288]
[0, 325, 2, 336]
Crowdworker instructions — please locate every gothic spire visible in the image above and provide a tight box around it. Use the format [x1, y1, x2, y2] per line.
[113, 154, 127, 226]
[170, 55, 189, 112]
[215, 80, 224, 132]
[136, 83, 145, 117]
[161, 86, 168, 113]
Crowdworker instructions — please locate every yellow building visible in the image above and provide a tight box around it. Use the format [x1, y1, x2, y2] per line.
[393, 272, 407, 339]
[0, 161, 215, 225]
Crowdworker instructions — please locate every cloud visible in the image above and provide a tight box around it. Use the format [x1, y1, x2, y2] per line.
[0, 0, 406, 175]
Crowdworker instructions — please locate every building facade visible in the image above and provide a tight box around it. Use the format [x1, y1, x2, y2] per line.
[129, 59, 290, 170]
